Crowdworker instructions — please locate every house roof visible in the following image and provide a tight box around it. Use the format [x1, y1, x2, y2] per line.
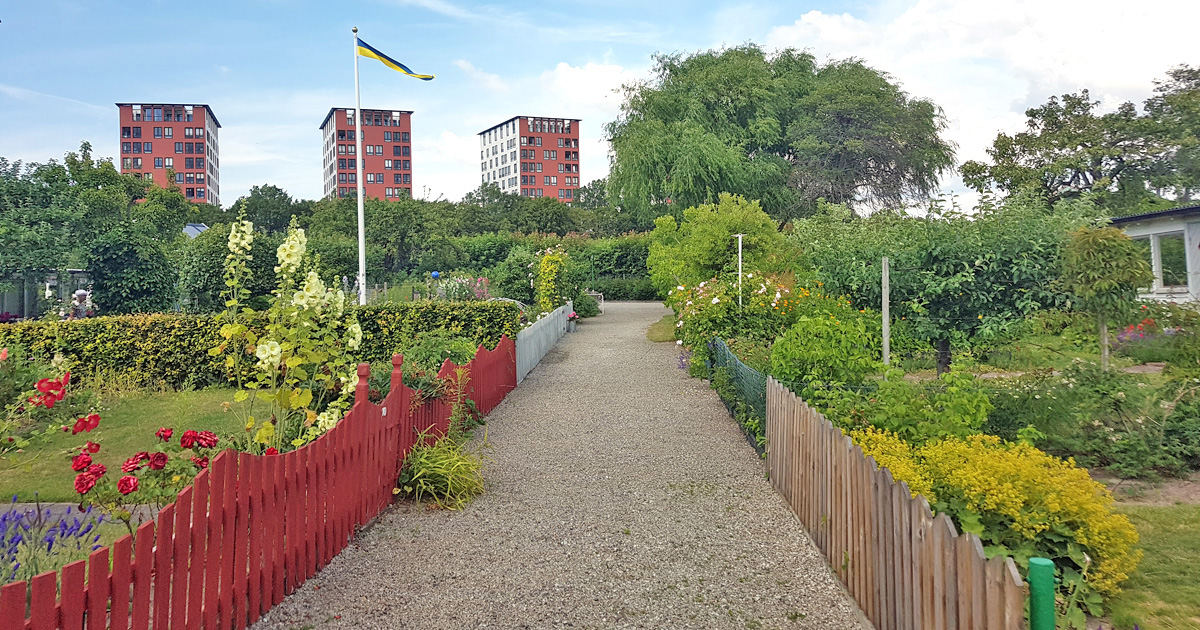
[318, 107, 414, 130]
[1110, 204, 1200, 226]
[183, 223, 209, 238]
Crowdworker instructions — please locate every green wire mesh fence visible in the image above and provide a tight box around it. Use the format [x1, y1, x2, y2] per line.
[707, 338, 768, 454]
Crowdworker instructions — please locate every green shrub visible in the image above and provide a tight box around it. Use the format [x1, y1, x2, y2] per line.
[392, 330, 478, 396]
[0, 302, 521, 391]
[572, 293, 600, 318]
[771, 310, 880, 386]
[88, 227, 176, 315]
[589, 276, 657, 300]
[668, 273, 802, 349]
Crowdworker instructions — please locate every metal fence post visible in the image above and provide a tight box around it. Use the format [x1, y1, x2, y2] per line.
[1028, 557, 1055, 630]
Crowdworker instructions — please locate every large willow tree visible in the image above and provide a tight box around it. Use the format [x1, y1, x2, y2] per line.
[605, 45, 956, 226]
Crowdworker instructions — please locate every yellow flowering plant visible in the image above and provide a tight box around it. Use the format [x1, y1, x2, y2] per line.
[209, 215, 362, 454]
[852, 427, 1141, 625]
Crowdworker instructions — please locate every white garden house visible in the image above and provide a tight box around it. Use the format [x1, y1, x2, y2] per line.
[1112, 204, 1200, 303]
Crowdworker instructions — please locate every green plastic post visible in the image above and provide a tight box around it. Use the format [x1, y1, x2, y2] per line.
[1028, 557, 1055, 630]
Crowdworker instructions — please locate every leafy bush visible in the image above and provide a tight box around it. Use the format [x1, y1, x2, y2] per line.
[392, 330, 478, 397]
[855, 430, 1141, 621]
[396, 369, 485, 509]
[589, 276, 657, 300]
[534, 246, 570, 314]
[808, 369, 991, 444]
[179, 224, 283, 312]
[0, 303, 521, 391]
[771, 308, 880, 386]
[573, 293, 600, 318]
[88, 226, 176, 315]
[488, 247, 537, 304]
[668, 272, 801, 349]
[647, 193, 800, 296]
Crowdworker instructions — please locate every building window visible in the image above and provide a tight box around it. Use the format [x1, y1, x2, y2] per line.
[394, 174, 402, 184]
[197, 173, 205, 184]
[348, 173, 356, 183]
[393, 146, 402, 156]
[186, 188, 195, 198]
[558, 164, 564, 173]
[366, 173, 374, 183]
[185, 128, 193, 138]
[122, 158, 132, 169]
[338, 130, 346, 141]
[365, 146, 373, 156]
[121, 142, 131, 154]
[339, 173, 347, 183]
[175, 173, 185, 184]
[375, 145, 382, 155]
[185, 158, 194, 169]
[196, 158, 204, 169]
[385, 159, 392, 169]
[154, 157, 163, 168]
[143, 142, 152, 153]
[559, 189, 565, 199]
[558, 138, 564, 147]
[338, 145, 346, 155]
[386, 187, 393, 197]
[384, 132, 392, 142]
[132, 127, 142, 139]
[338, 159, 346, 169]
[402, 160, 410, 170]
[536, 163, 543, 173]
[186, 173, 195, 184]
[196, 142, 203, 154]
[403, 174, 411, 184]
[164, 127, 173, 138]
[339, 187, 346, 197]
[197, 188, 205, 199]
[175, 142, 183, 154]
[401, 132, 410, 142]
[132, 143, 141, 154]
[566, 189, 573, 199]
[164, 158, 173, 168]
[348, 159, 356, 169]
[153, 127, 162, 138]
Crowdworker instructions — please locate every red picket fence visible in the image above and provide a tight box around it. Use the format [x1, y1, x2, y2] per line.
[0, 335, 516, 629]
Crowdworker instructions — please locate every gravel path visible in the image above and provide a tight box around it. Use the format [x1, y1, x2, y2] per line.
[253, 302, 867, 630]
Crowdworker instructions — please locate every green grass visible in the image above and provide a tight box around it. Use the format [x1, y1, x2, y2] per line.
[1106, 504, 1200, 630]
[647, 314, 676, 343]
[0, 390, 244, 502]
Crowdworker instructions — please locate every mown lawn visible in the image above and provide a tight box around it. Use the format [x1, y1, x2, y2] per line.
[1106, 504, 1200, 630]
[647, 314, 676, 342]
[0, 390, 244, 502]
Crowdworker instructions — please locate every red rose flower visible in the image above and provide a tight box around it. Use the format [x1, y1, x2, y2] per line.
[155, 427, 173, 442]
[85, 463, 106, 479]
[61, 371, 70, 387]
[196, 431, 218, 449]
[84, 414, 100, 431]
[35, 378, 59, 394]
[74, 472, 97, 495]
[70, 453, 92, 471]
[190, 456, 209, 470]
[264, 447, 279, 455]
[147, 452, 168, 470]
[84, 441, 101, 454]
[41, 394, 57, 409]
[117, 475, 139, 495]
[179, 430, 199, 449]
[121, 454, 146, 472]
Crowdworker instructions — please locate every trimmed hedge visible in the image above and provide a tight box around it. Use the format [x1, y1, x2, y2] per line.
[0, 302, 522, 390]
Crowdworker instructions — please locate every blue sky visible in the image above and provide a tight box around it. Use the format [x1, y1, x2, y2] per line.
[1, 0, 1197, 207]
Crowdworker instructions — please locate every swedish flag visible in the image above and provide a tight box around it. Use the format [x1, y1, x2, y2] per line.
[356, 39, 434, 81]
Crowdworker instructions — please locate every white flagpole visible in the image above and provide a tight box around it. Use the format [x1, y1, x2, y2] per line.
[352, 26, 367, 306]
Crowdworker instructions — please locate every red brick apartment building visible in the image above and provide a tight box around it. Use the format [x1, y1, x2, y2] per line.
[479, 116, 580, 201]
[320, 108, 413, 200]
[116, 103, 221, 205]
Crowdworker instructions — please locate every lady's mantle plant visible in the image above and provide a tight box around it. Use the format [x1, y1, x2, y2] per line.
[209, 215, 362, 454]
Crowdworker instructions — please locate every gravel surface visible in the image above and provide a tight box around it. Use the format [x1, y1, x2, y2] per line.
[253, 302, 868, 630]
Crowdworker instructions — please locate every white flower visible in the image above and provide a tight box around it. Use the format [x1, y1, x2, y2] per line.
[676, 320, 683, 328]
[316, 410, 339, 432]
[254, 340, 282, 371]
[346, 321, 363, 350]
[747, 273, 753, 279]
[712, 297, 720, 304]
[677, 285, 684, 291]
[775, 292, 781, 300]
[227, 220, 255, 256]
[292, 272, 328, 310]
[274, 228, 307, 274]
[676, 340, 683, 345]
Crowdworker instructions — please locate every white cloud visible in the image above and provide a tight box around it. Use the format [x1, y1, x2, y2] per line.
[765, 1, 1200, 202]
[453, 60, 508, 92]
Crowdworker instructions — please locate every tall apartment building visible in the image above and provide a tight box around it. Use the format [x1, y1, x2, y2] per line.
[479, 116, 580, 201]
[116, 103, 221, 205]
[320, 108, 413, 200]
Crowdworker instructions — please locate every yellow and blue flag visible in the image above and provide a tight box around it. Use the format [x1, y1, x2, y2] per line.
[356, 39, 434, 81]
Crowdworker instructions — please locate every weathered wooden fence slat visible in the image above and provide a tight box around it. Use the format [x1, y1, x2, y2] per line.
[764, 377, 1029, 630]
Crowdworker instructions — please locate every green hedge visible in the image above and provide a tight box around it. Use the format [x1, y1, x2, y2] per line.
[0, 302, 522, 390]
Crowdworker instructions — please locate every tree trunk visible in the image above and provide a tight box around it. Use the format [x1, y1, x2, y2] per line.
[935, 338, 952, 375]
[1100, 318, 1110, 371]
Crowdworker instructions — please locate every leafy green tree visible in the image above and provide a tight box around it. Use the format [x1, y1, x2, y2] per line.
[88, 226, 177, 314]
[647, 193, 798, 295]
[0, 159, 79, 290]
[792, 193, 1095, 372]
[1061, 226, 1154, 370]
[1145, 65, 1200, 202]
[962, 88, 1179, 214]
[607, 45, 955, 224]
[235, 184, 306, 234]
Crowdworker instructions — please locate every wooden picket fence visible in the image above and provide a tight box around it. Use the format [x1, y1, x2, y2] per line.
[765, 378, 1028, 630]
[0, 336, 517, 629]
